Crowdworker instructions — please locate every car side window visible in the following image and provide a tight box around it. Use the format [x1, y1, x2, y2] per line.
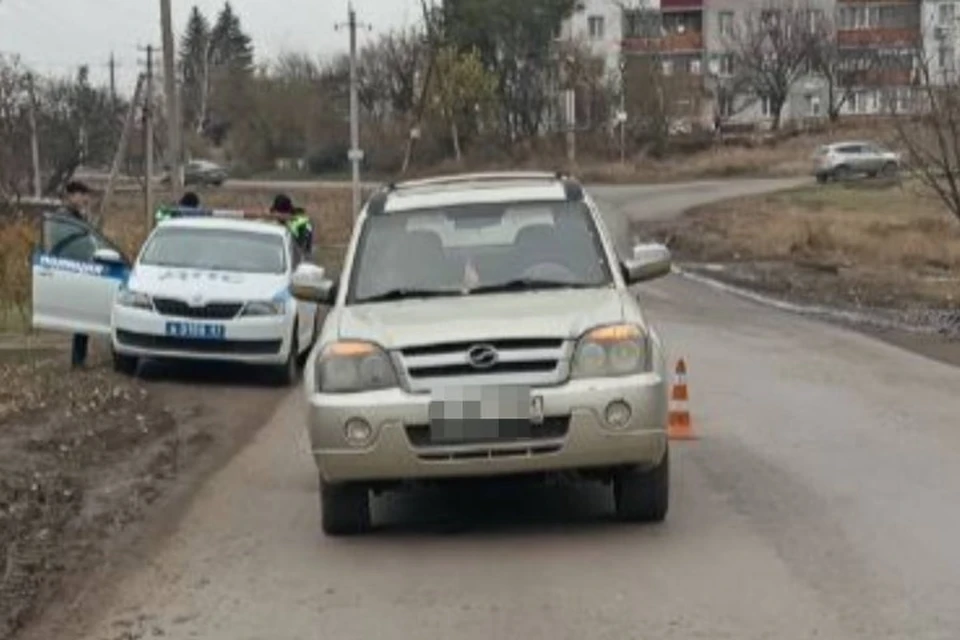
[42, 215, 125, 263]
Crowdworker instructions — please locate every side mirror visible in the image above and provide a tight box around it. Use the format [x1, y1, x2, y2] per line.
[92, 247, 124, 265]
[290, 262, 336, 304]
[622, 242, 672, 284]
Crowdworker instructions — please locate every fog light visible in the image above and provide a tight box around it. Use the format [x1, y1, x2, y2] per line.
[604, 401, 632, 429]
[344, 418, 373, 446]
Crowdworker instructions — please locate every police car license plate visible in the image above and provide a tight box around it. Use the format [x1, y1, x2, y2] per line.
[428, 385, 544, 444]
[165, 321, 226, 340]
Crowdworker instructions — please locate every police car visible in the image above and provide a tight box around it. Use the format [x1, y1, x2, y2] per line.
[31, 207, 326, 384]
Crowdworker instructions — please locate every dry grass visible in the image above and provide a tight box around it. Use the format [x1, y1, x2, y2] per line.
[659, 179, 960, 308]
[410, 122, 897, 184]
[0, 186, 355, 332]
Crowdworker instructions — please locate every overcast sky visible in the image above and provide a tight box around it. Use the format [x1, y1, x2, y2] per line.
[0, 0, 423, 92]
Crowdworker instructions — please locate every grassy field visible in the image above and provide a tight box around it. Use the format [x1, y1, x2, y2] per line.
[647, 179, 960, 310]
[0, 186, 357, 334]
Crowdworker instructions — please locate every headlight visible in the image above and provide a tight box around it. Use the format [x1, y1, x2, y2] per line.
[571, 323, 648, 378]
[316, 340, 398, 393]
[241, 300, 285, 316]
[116, 289, 152, 310]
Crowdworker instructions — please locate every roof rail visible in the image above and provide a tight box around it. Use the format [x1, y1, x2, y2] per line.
[366, 171, 582, 215]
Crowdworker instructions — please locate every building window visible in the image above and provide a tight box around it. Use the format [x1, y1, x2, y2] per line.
[718, 11, 734, 38]
[940, 45, 955, 71]
[624, 9, 660, 38]
[720, 94, 734, 117]
[760, 96, 772, 117]
[720, 53, 736, 76]
[718, 54, 735, 76]
[689, 58, 701, 74]
[662, 59, 674, 75]
[805, 8, 824, 31]
[588, 15, 604, 39]
[940, 2, 956, 25]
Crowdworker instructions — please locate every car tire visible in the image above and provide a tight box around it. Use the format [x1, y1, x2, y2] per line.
[320, 478, 371, 536]
[881, 162, 898, 177]
[613, 448, 669, 523]
[832, 165, 852, 181]
[273, 328, 299, 386]
[112, 351, 139, 376]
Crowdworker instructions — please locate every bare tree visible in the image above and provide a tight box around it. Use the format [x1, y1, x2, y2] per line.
[805, 12, 894, 122]
[725, 0, 818, 130]
[0, 56, 31, 199]
[706, 65, 757, 134]
[888, 48, 960, 221]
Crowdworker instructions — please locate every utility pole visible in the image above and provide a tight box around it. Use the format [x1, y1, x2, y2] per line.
[336, 4, 371, 219]
[160, 0, 183, 194]
[144, 45, 155, 230]
[26, 73, 41, 198]
[108, 52, 117, 108]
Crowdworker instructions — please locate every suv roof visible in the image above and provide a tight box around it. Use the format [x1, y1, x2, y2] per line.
[366, 171, 584, 215]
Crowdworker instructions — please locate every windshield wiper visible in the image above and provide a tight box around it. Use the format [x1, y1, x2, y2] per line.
[358, 287, 464, 303]
[468, 278, 594, 295]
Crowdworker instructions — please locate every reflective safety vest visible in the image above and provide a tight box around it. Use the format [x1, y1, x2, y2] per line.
[286, 212, 314, 253]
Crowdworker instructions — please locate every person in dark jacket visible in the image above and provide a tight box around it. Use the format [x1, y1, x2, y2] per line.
[58, 179, 93, 222]
[270, 194, 314, 255]
[58, 180, 94, 368]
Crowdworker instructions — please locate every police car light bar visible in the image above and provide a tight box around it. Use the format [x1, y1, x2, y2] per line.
[161, 206, 283, 221]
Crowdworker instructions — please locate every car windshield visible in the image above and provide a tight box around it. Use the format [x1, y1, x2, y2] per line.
[348, 200, 613, 303]
[139, 227, 286, 274]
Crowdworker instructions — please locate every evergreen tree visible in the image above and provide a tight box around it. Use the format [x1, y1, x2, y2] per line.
[210, 2, 254, 72]
[180, 6, 212, 133]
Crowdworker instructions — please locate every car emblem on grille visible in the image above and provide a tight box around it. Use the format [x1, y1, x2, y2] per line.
[466, 344, 499, 369]
[188, 294, 204, 307]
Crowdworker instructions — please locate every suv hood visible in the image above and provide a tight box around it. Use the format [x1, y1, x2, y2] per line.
[129, 265, 289, 302]
[338, 288, 628, 349]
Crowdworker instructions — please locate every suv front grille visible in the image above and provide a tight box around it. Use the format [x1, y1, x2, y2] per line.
[152, 297, 243, 319]
[397, 337, 569, 391]
[405, 415, 570, 448]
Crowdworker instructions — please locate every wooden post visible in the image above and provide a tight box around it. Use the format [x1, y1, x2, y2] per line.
[145, 45, 155, 232]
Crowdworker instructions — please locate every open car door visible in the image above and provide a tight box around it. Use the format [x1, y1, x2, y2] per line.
[31, 213, 131, 336]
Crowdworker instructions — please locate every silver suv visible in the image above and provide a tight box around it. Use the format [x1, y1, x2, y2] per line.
[813, 140, 901, 182]
[291, 172, 673, 535]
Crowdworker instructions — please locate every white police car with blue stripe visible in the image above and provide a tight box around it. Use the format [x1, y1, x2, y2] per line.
[31, 209, 327, 385]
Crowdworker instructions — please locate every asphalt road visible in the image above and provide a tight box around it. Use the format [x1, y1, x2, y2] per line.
[25, 177, 960, 640]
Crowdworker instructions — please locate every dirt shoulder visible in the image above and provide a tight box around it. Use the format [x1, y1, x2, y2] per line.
[638, 179, 960, 366]
[0, 340, 290, 640]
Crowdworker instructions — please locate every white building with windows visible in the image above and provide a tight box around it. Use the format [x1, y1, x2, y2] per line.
[558, 0, 627, 77]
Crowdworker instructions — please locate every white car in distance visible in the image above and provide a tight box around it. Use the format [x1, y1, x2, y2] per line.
[31, 209, 325, 384]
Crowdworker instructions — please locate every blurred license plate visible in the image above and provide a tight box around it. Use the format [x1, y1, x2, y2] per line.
[165, 321, 225, 340]
[428, 385, 543, 443]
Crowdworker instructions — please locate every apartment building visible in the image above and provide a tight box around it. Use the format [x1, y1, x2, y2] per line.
[608, 0, 933, 128]
[836, 0, 921, 116]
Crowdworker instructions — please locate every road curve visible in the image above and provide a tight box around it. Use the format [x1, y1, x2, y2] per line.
[23, 178, 960, 640]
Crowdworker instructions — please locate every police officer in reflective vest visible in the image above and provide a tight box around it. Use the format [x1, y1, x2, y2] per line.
[271, 194, 314, 255]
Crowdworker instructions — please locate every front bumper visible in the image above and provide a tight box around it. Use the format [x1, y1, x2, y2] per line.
[111, 305, 292, 364]
[307, 373, 668, 483]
